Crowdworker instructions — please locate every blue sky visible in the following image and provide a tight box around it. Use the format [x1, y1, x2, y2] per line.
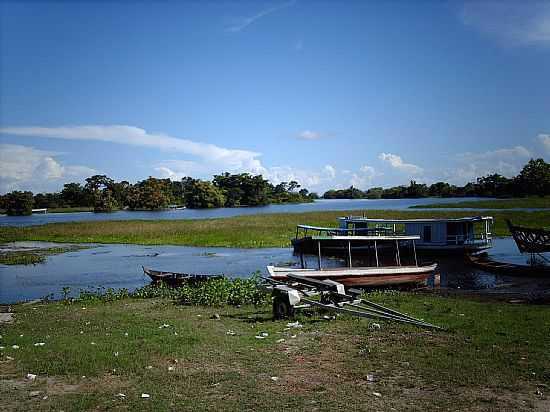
[1, 0, 549, 194]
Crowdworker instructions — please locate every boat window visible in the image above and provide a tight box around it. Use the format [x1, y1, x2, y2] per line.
[423, 226, 432, 243]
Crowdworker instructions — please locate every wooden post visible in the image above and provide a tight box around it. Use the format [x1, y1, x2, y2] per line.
[348, 241, 352, 268]
[317, 241, 322, 270]
[374, 240, 379, 267]
[412, 240, 418, 267]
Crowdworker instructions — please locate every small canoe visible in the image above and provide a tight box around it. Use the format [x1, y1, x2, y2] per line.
[142, 266, 223, 287]
[466, 253, 550, 277]
[267, 263, 438, 287]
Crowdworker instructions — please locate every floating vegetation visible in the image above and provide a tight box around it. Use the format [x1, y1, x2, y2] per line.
[67, 275, 270, 307]
[0, 246, 88, 266]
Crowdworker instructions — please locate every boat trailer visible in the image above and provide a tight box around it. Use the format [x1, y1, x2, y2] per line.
[264, 274, 442, 330]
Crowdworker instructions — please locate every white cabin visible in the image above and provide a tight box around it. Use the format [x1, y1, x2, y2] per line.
[338, 216, 493, 252]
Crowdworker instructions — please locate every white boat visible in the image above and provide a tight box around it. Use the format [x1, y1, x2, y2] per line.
[271, 234, 438, 288]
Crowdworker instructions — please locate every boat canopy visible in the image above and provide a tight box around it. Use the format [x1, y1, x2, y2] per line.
[339, 216, 493, 224]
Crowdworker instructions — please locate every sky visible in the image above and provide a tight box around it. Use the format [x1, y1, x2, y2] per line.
[0, 0, 549, 194]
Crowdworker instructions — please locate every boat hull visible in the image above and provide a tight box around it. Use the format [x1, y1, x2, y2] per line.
[466, 253, 550, 277]
[267, 263, 438, 287]
[142, 266, 223, 287]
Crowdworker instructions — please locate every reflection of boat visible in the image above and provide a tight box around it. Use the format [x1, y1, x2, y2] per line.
[142, 266, 223, 287]
[466, 253, 550, 277]
[507, 220, 550, 254]
[270, 235, 438, 288]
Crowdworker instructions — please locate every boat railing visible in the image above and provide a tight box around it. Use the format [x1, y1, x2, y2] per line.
[296, 225, 392, 238]
[446, 234, 492, 245]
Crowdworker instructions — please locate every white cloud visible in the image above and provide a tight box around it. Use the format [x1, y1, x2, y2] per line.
[226, 1, 295, 33]
[447, 144, 532, 184]
[0, 144, 96, 193]
[323, 164, 336, 179]
[460, 2, 550, 46]
[538, 133, 550, 152]
[297, 130, 321, 140]
[378, 153, 423, 175]
[0, 125, 266, 176]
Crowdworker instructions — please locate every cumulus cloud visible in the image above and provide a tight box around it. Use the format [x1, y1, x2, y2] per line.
[297, 130, 322, 140]
[323, 164, 336, 179]
[378, 153, 423, 175]
[0, 144, 96, 193]
[538, 133, 550, 152]
[445, 144, 532, 184]
[0, 125, 266, 176]
[460, 1, 550, 46]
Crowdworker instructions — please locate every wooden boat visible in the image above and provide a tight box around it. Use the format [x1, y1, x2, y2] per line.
[506, 220, 550, 254]
[466, 253, 550, 277]
[267, 263, 438, 287]
[270, 234, 438, 288]
[142, 266, 223, 287]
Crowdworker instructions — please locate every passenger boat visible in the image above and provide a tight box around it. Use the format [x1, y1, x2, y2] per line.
[270, 235, 438, 288]
[506, 220, 550, 254]
[142, 266, 223, 287]
[292, 216, 494, 255]
[467, 253, 550, 277]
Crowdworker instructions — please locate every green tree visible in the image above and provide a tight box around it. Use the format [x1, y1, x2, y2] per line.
[5, 191, 34, 216]
[185, 180, 226, 208]
[515, 158, 550, 196]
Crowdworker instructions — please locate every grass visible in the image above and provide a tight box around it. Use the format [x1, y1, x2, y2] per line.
[0, 246, 87, 266]
[1, 292, 549, 411]
[47, 207, 95, 213]
[0, 209, 548, 248]
[411, 197, 550, 210]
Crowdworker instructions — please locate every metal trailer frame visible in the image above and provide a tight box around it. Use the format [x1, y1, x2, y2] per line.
[264, 273, 443, 330]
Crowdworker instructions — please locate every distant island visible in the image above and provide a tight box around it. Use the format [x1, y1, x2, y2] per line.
[1, 158, 547, 216]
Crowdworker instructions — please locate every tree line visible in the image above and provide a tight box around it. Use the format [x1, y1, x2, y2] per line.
[323, 158, 550, 200]
[0, 173, 318, 216]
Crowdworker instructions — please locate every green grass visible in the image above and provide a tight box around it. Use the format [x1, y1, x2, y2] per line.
[0, 246, 87, 265]
[411, 197, 550, 210]
[47, 207, 95, 213]
[0, 209, 547, 248]
[1, 293, 549, 411]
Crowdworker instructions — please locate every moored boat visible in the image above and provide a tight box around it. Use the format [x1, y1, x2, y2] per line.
[506, 220, 550, 254]
[142, 266, 223, 287]
[466, 253, 550, 277]
[271, 234, 439, 288]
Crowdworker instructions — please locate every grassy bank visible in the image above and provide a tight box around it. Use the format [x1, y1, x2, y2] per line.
[1, 293, 549, 411]
[0, 246, 87, 265]
[0, 209, 547, 248]
[411, 197, 550, 210]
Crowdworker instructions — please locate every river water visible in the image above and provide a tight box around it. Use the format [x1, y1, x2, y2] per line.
[1, 238, 547, 304]
[0, 197, 502, 227]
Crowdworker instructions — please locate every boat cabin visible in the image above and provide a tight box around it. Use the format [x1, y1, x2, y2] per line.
[338, 216, 493, 252]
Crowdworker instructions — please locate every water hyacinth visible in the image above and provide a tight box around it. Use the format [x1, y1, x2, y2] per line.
[66, 274, 270, 307]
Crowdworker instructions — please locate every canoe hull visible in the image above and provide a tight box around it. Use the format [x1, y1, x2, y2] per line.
[466, 253, 550, 277]
[267, 263, 438, 287]
[142, 266, 223, 287]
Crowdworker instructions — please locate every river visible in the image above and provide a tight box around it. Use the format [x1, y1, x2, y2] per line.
[0, 197, 499, 227]
[1, 238, 548, 304]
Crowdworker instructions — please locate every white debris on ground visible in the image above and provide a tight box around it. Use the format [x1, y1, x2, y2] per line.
[159, 324, 170, 329]
[11, 345, 19, 349]
[116, 393, 126, 398]
[276, 338, 285, 343]
[370, 323, 381, 330]
[372, 392, 382, 397]
[270, 376, 279, 382]
[226, 330, 236, 336]
[26, 373, 37, 380]
[367, 374, 375, 382]
[141, 393, 151, 399]
[168, 366, 175, 371]
[286, 321, 303, 328]
[34, 342, 45, 347]
[30, 390, 41, 397]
